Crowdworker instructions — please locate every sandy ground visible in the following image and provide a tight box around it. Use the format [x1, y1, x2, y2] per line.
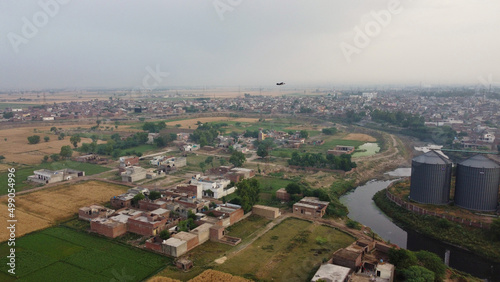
[166, 117, 262, 129]
[0, 125, 105, 164]
[0, 180, 128, 242]
[342, 133, 376, 142]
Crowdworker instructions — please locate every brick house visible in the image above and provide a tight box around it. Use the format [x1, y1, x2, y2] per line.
[78, 205, 114, 221]
[293, 197, 329, 218]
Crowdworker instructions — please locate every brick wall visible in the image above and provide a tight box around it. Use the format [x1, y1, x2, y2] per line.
[385, 190, 491, 229]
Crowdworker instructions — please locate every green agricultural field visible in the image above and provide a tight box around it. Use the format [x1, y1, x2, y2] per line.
[122, 144, 157, 155]
[215, 218, 355, 281]
[0, 160, 111, 195]
[0, 227, 171, 282]
[0, 103, 39, 109]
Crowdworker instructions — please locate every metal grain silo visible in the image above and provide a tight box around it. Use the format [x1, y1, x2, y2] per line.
[409, 151, 452, 204]
[454, 155, 500, 211]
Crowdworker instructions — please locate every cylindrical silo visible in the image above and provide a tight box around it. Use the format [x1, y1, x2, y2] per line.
[454, 155, 500, 211]
[409, 150, 453, 204]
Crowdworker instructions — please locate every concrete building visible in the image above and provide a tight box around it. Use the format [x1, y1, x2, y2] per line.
[78, 205, 114, 221]
[110, 187, 149, 209]
[163, 237, 188, 257]
[127, 213, 170, 236]
[121, 166, 147, 182]
[311, 264, 351, 282]
[90, 218, 127, 238]
[330, 247, 363, 270]
[172, 232, 199, 251]
[190, 176, 235, 199]
[327, 145, 355, 156]
[293, 197, 329, 218]
[276, 188, 290, 201]
[27, 168, 85, 184]
[252, 205, 280, 219]
[119, 156, 139, 169]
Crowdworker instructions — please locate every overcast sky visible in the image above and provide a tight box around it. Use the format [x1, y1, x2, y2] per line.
[1, 0, 499, 90]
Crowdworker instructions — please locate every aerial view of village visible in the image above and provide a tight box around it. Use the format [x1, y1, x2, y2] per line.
[1, 1, 500, 282]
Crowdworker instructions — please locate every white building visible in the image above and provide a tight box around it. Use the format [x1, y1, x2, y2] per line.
[190, 176, 234, 199]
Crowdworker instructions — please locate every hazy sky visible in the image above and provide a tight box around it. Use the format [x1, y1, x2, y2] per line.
[1, 0, 499, 89]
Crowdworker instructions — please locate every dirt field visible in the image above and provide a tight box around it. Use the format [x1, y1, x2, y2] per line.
[342, 133, 376, 142]
[0, 180, 129, 242]
[0, 125, 104, 165]
[166, 117, 261, 129]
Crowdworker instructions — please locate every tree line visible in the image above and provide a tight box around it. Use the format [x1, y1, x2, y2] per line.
[288, 151, 357, 171]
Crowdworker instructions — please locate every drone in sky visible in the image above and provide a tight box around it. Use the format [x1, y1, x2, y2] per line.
[276, 82, 285, 86]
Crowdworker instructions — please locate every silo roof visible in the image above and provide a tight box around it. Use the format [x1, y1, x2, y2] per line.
[460, 155, 500, 169]
[412, 150, 451, 165]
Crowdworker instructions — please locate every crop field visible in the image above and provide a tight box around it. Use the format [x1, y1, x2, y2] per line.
[215, 218, 355, 281]
[0, 160, 111, 194]
[342, 133, 376, 142]
[0, 180, 129, 242]
[165, 117, 261, 129]
[0, 227, 171, 282]
[0, 125, 102, 164]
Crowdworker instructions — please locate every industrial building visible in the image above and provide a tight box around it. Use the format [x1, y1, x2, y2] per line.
[454, 155, 500, 211]
[409, 151, 452, 205]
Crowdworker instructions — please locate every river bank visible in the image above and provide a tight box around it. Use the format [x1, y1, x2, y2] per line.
[340, 170, 500, 280]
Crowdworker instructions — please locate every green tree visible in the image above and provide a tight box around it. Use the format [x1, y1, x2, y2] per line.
[205, 156, 214, 168]
[236, 178, 260, 213]
[3, 112, 14, 119]
[388, 248, 418, 270]
[149, 191, 162, 201]
[401, 265, 435, 282]
[58, 133, 65, 140]
[159, 229, 170, 240]
[299, 130, 309, 139]
[44, 136, 50, 142]
[219, 158, 227, 166]
[256, 138, 276, 158]
[199, 162, 206, 173]
[285, 183, 301, 195]
[229, 151, 246, 167]
[415, 251, 446, 282]
[59, 145, 73, 159]
[50, 153, 60, 161]
[27, 135, 41, 144]
[131, 193, 145, 206]
[70, 135, 81, 148]
[42, 155, 49, 163]
[50, 126, 57, 132]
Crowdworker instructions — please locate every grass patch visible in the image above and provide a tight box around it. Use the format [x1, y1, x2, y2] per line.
[0, 160, 111, 194]
[122, 144, 157, 155]
[215, 218, 355, 281]
[255, 176, 295, 194]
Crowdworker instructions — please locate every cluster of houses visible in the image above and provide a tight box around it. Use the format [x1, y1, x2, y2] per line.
[78, 185, 282, 263]
[118, 155, 187, 183]
[312, 239, 395, 282]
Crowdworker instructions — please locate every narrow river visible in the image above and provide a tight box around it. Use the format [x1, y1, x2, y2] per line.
[340, 168, 500, 281]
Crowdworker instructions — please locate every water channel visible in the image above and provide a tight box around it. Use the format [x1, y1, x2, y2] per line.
[340, 168, 500, 281]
